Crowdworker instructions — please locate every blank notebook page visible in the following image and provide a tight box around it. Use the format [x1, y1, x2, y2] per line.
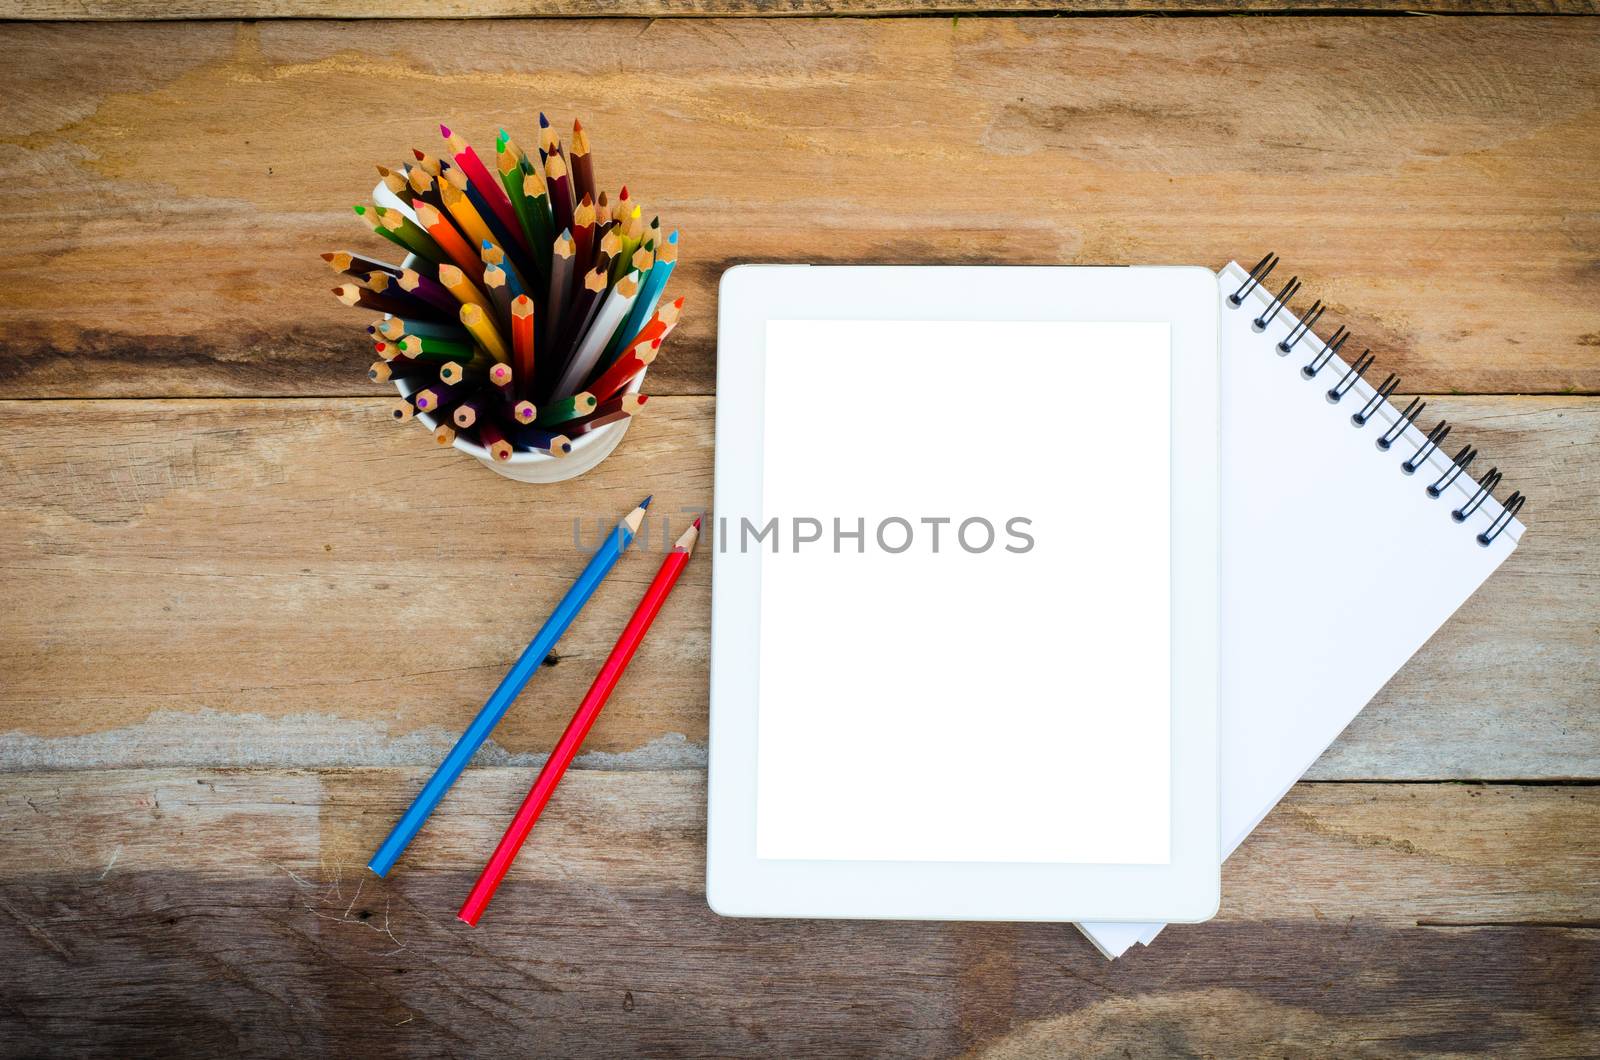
[1075, 263, 1524, 958]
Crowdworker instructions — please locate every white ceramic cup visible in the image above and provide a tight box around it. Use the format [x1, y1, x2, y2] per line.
[394, 374, 641, 484]
[370, 186, 644, 483]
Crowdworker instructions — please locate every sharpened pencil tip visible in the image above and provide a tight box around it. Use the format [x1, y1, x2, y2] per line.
[439, 123, 451, 138]
[539, 112, 550, 128]
[640, 495, 653, 510]
[693, 516, 702, 529]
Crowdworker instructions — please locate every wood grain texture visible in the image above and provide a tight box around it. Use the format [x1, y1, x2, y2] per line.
[0, 769, 1595, 1056]
[9, 0, 1600, 14]
[5, 0, 1599, 18]
[3, 19, 1598, 398]
[0, 394, 1593, 778]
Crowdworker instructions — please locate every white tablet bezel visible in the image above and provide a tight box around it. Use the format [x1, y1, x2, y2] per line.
[707, 265, 1220, 922]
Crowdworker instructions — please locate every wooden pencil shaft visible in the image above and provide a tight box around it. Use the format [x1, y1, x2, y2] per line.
[335, 285, 434, 319]
[562, 409, 631, 437]
[413, 380, 471, 414]
[509, 423, 572, 456]
[377, 208, 448, 265]
[324, 251, 403, 279]
[413, 202, 487, 283]
[588, 341, 658, 402]
[383, 317, 468, 341]
[401, 334, 475, 358]
[475, 419, 514, 462]
[443, 127, 526, 255]
[438, 265, 493, 313]
[460, 302, 511, 363]
[551, 273, 640, 400]
[534, 392, 597, 427]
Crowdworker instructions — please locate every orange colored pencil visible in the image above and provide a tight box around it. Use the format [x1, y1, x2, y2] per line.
[413, 201, 485, 282]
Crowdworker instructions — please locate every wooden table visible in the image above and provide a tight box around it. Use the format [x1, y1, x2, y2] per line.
[2, 0, 1597, 1054]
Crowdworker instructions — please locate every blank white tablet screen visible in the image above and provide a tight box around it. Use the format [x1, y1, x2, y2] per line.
[753, 319, 1172, 865]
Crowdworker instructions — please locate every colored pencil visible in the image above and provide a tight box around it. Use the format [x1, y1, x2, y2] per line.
[383, 316, 469, 342]
[476, 419, 515, 461]
[354, 204, 411, 253]
[438, 176, 496, 251]
[400, 334, 477, 362]
[620, 229, 678, 347]
[331, 119, 678, 462]
[324, 250, 404, 280]
[333, 284, 421, 318]
[367, 497, 653, 876]
[413, 201, 486, 282]
[404, 166, 445, 211]
[483, 263, 516, 327]
[369, 357, 427, 385]
[397, 267, 460, 314]
[457, 517, 700, 925]
[508, 423, 572, 455]
[534, 392, 596, 427]
[441, 125, 525, 254]
[438, 359, 487, 385]
[587, 338, 659, 401]
[412, 380, 470, 414]
[510, 295, 536, 399]
[437, 263, 493, 313]
[569, 119, 596, 204]
[452, 399, 484, 429]
[376, 207, 447, 264]
[460, 302, 511, 363]
[432, 422, 457, 446]
[566, 393, 647, 436]
[545, 153, 574, 236]
[571, 195, 596, 274]
[551, 272, 639, 399]
[542, 230, 576, 355]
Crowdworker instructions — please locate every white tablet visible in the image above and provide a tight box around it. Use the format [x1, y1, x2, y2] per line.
[707, 265, 1220, 922]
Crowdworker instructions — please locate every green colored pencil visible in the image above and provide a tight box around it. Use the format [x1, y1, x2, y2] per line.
[534, 391, 597, 427]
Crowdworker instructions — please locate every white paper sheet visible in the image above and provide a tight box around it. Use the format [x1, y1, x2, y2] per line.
[1074, 263, 1524, 958]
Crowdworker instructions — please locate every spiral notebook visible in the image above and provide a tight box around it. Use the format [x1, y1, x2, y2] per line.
[1076, 255, 1527, 959]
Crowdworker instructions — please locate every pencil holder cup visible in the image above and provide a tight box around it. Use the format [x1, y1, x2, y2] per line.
[395, 372, 642, 484]
[382, 236, 644, 484]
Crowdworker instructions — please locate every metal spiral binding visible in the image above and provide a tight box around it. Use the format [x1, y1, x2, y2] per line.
[1352, 372, 1400, 425]
[1428, 444, 1477, 498]
[1235, 252, 1527, 540]
[1479, 492, 1525, 546]
[1403, 421, 1450, 473]
[1453, 467, 1502, 522]
[1229, 252, 1278, 306]
[1327, 349, 1374, 403]
[1278, 300, 1324, 354]
[1376, 397, 1425, 449]
[1254, 276, 1300, 332]
[1302, 326, 1349, 378]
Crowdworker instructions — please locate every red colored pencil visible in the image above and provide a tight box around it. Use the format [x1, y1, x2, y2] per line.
[441, 125, 527, 256]
[458, 517, 701, 926]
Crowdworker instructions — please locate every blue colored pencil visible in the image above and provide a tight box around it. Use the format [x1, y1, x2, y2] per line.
[610, 229, 678, 373]
[367, 495, 652, 877]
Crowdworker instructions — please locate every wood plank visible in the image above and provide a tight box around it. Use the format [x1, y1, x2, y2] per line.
[2, 19, 1597, 398]
[4, 0, 1597, 18]
[0, 395, 1594, 779]
[0, 769, 1595, 1055]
